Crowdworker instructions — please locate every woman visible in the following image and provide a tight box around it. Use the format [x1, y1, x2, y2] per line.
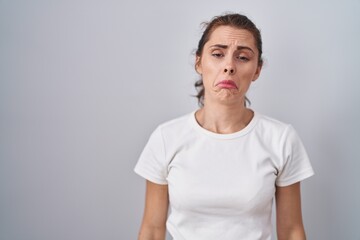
[134, 13, 314, 240]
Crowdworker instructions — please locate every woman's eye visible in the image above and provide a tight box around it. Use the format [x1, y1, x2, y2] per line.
[211, 53, 223, 58]
[237, 56, 249, 61]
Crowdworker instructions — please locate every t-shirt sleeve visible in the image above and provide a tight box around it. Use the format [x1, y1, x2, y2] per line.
[276, 125, 314, 187]
[134, 126, 168, 185]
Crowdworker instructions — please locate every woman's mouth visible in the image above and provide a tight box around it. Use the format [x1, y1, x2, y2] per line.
[216, 80, 238, 89]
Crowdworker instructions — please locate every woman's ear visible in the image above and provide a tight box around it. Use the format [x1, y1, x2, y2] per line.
[195, 55, 202, 74]
[252, 64, 262, 82]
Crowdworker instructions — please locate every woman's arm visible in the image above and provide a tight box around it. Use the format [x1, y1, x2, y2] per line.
[275, 182, 307, 240]
[138, 180, 169, 240]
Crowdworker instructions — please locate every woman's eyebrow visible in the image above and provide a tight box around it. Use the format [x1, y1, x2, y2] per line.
[209, 44, 254, 53]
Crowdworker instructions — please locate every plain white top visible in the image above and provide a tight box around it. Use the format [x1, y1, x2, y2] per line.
[134, 110, 314, 240]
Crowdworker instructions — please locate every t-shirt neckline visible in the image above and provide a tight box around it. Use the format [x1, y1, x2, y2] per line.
[189, 109, 259, 139]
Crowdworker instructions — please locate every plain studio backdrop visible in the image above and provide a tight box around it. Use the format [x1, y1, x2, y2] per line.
[1, 0, 359, 239]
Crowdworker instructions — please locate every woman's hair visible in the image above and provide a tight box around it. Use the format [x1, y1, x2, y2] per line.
[194, 13, 263, 107]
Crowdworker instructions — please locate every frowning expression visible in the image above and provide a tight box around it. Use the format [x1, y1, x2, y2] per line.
[196, 26, 262, 105]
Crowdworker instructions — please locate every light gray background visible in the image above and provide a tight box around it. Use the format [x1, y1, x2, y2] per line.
[1, 0, 359, 239]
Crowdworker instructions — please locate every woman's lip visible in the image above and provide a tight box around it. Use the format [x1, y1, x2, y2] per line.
[216, 80, 238, 89]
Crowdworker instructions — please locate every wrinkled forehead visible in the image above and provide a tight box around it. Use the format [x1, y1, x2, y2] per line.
[206, 25, 257, 48]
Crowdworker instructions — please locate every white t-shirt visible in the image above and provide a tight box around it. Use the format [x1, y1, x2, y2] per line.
[134, 110, 314, 240]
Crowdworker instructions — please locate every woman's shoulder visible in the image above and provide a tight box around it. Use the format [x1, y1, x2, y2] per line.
[152, 111, 195, 138]
[252, 111, 304, 150]
[254, 111, 293, 136]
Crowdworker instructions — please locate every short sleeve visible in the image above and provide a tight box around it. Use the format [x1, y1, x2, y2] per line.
[276, 125, 314, 187]
[134, 126, 168, 185]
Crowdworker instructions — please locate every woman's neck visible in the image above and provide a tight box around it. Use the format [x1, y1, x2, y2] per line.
[195, 101, 253, 134]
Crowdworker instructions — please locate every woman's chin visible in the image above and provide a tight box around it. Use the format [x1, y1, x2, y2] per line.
[215, 90, 243, 104]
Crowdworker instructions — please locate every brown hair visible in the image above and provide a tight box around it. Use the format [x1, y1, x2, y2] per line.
[194, 13, 263, 107]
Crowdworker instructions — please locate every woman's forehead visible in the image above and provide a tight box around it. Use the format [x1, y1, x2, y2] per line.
[207, 26, 256, 47]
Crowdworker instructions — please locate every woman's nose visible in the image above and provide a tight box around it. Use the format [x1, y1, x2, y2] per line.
[224, 58, 236, 74]
[224, 67, 235, 74]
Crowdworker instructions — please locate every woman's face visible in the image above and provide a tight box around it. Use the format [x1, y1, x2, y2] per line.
[196, 26, 262, 106]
